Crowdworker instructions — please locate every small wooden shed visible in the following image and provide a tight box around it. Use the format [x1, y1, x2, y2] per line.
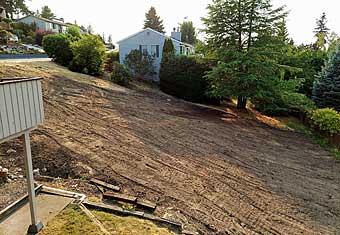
[0, 77, 44, 234]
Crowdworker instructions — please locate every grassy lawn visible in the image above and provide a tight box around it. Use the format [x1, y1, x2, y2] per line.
[91, 210, 178, 235]
[38, 205, 105, 235]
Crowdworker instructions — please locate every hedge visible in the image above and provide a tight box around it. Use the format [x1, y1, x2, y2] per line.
[160, 56, 218, 103]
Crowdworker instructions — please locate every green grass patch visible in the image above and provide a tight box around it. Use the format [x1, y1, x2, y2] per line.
[38, 205, 105, 235]
[91, 210, 178, 235]
[277, 116, 340, 159]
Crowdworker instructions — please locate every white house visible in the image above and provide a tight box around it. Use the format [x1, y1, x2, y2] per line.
[17, 15, 67, 33]
[117, 28, 195, 81]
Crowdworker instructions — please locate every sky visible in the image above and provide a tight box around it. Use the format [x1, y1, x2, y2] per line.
[25, 0, 340, 45]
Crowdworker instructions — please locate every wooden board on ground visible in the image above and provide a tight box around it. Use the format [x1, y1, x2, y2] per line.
[103, 192, 137, 203]
[90, 178, 120, 192]
[136, 198, 157, 211]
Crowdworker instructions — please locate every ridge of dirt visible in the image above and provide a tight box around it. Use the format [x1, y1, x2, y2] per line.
[1, 62, 340, 234]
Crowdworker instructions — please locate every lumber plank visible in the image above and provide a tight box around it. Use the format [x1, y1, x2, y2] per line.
[90, 178, 120, 192]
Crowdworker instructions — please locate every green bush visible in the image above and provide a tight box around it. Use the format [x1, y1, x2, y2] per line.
[43, 34, 73, 65]
[252, 78, 316, 116]
[66, 25, 82, 39]
[160, 56, 218, 103]
[110, 62, 131, 86]
[310, 108, 340, 134]
[69, 35, 106, 75]
[124, 50, 155, 79]
[35, 29, 54, 46]
[104, 51, 120, 72]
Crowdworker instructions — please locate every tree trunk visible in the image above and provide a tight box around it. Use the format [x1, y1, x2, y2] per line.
[237, 96, 247, 109]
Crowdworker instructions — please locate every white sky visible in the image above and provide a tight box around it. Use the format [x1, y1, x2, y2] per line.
[26, 0, 340, 45]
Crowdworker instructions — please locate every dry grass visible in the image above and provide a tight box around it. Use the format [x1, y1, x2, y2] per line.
[38, 205, 105, 235]
[91, 210, 178, 235]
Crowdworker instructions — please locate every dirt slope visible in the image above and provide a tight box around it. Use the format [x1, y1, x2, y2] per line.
[1, 62, 340, 234]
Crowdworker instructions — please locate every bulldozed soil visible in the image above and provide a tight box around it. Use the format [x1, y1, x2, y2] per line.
[0, 62, 340, 234]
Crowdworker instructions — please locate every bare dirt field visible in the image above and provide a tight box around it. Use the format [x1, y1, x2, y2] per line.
[1, 62, 340, 234]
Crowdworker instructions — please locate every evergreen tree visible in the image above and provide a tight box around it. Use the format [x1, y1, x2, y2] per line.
[314, 12, 330, 50]
[108, 35, 112, 44]
[180, 21, 197, 45]
[313, 44, 340, 110]
[40, 5, 55, 19]
[202, 0, 287, 109]
[162, 38, 175, 60]
[143, 7, 165, 34]
[87, 25, 93, 34]
[276, 19, 289, 44]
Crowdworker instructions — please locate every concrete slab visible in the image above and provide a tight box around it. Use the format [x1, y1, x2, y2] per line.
[0, 193, 74, 235]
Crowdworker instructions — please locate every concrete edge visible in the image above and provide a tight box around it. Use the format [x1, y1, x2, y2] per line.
[0, 184, 43, 223]
[41, 186, 86, 203]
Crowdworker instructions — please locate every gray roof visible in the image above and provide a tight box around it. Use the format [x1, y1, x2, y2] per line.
[17, 15, 67, 26]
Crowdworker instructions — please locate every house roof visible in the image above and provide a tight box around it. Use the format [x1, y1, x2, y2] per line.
[117, 28, 194, 48]
[17, 15, 67, 26]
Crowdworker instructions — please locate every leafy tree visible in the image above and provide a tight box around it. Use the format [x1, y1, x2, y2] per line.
[40, 5, 55, 19]
[143, 7, 165, 34]
[0, 0, 31, 19]
[180, 21, 197, 45]
[70, 34, 106, 75]
[328, 32, 340, 53]
[66, 25, 82, 39]
[313, 44, 340, 111]
[124, 50, 155, 78]
[162, 38, 175, 58]
[314, 12, 330, 50]
[202, 0, 287, 109]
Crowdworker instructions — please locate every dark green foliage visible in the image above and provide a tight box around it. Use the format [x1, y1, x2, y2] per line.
[279, 45, 327, 96]
[313, 44, 340, 111]
[180, 21, 197, 45]
[110, 62, 131, 86]
[252, 79, 315, 115]
[143, 7, 165, 33]
[160, 56, 218, 103]
[202, 0, 287, 109]
[124, 50, 155, 78]
[69, 34, 106, 75]
[104, 51, 120, 72]
[162, 38, 175, 58]
[0, 0, 31, 19]
[42, 33, 73, 65]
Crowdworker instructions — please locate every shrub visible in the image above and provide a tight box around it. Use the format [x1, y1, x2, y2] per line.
[69, 34, 106, 75]
[104, 51, 120, 72]
[35, 29, 54, 46]
[124, 50, 155, 79]
[66, 25, 82, 39]
[43, 34, 73, 65]
[110, 62, 131, 86]
[310, 108, 340, 134]
[160, 56, 218, 103]
[162, 38, 175, 58]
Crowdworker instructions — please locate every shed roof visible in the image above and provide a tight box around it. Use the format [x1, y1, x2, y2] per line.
[0, 77, 43, 85]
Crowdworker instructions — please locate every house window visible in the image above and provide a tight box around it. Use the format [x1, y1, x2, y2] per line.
[180, 46, 183, 55]
[52, 23, 56, 29]
[151, 45, 159, 58]
[139, 45, 148, 54]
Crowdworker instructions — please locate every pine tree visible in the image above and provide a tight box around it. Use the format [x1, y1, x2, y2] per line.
[143, 7, 165, 34]
[313, 44, 340, 110]
[202, 0, 287, 109]
[314, 12, 330, 50]
[276, 19, 289, 44]
[180, 21, 197, 45]
[162, 38, 175, 57]
[40, 6, 55, 19]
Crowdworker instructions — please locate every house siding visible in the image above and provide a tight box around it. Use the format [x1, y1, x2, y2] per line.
[18, 16, 66, 33]
[118, 28, 193, 82]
